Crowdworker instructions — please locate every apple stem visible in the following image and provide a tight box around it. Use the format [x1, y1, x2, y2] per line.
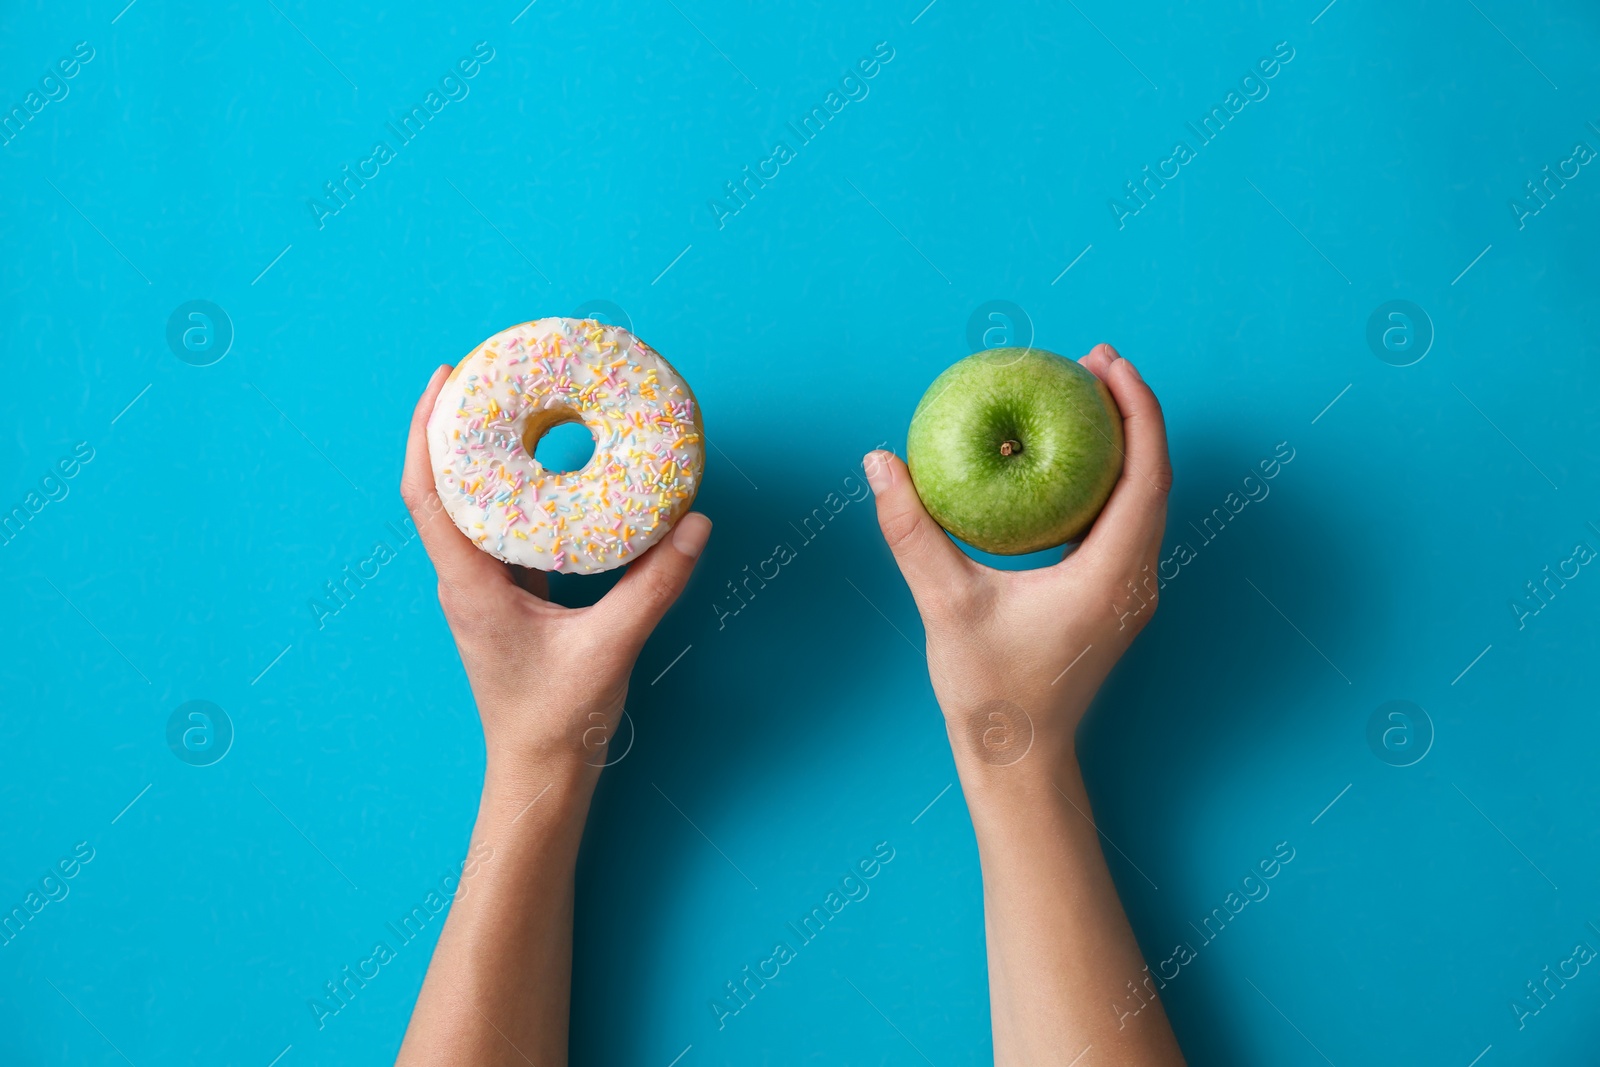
[999, 439, 1022, 457]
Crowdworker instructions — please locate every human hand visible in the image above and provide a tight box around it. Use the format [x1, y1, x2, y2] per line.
[865, 343, 1171, 782]
[400, 364, 712, 792]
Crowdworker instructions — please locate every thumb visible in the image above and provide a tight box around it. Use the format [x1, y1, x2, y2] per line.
[595, 512, 712, 648]
[865, 451, 971, 607]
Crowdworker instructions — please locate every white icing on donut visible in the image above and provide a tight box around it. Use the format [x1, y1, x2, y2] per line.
[426, 317, 705, 574]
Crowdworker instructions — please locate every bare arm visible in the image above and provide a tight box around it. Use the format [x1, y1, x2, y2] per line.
[396, 772, 590, 1065]
[866, 345, 1185, 1065]
[394, 365, 711, 1066]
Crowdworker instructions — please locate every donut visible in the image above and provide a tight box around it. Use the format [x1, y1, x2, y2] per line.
[426, 317, 705, 574]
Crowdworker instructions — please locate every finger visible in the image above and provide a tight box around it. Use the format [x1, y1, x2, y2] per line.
[1073, 351, 1173, 567]
[864, 450, 973, 610]
[1078, 341, 1119, 380]
[400, 363, 514, 598]
[593, 512, 711, 648]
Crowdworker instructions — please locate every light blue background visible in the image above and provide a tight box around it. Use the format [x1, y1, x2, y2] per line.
[3, 0, 1599, 1064]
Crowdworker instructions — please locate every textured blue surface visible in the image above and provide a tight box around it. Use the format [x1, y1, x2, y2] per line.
[3, 1, 1599, 1064]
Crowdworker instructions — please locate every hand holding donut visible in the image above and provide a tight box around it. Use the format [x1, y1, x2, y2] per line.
[865, 343, 1172, 779]
[400, 361, 711, 788]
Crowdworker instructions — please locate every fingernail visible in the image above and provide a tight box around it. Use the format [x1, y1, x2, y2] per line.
[430, 364, 451, 387]
[671, 512, 711, 558]
[864, 451, 892, 493]
[1120, 357, 1142, 381]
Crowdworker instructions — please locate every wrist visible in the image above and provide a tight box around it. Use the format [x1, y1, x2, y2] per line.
[940, 688, 1084, 780]
[950, 719, 1086, 813]
[955, 740, 1078, 794]
[473, 687, 631, 801]
[480, 754, 598, 834]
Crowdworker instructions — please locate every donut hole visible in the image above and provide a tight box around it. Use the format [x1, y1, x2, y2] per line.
[524, 412, 596, 474]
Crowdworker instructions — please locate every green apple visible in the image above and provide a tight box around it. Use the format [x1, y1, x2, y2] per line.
[906, 347, 1124, 555]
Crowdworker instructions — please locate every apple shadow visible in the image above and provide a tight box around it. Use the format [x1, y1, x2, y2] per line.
[1078, 428, 1368, 1066]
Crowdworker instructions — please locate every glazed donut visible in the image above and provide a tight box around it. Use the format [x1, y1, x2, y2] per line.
[426, 317, 705, 574]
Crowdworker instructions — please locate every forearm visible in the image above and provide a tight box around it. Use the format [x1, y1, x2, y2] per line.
[397, 761, 597, 1067]
[960, 752, 1184, 1066]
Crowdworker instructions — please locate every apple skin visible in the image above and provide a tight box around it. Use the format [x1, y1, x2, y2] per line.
[906, 347, 1124, 555]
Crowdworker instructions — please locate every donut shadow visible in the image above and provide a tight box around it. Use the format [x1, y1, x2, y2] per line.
[568, 440, 887, 1063]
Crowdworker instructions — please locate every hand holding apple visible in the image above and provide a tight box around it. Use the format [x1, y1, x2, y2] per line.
[868, 347, 1186, 1065]
[865, 343, 1171, 780]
